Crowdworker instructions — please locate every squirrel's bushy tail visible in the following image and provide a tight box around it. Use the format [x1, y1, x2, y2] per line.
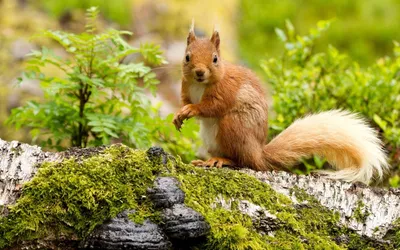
[263, 110, 389, 184]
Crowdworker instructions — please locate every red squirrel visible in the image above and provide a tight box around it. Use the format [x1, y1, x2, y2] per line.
[172, 24, 389, 184]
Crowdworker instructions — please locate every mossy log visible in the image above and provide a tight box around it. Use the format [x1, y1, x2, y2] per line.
[1, 138, 400, 249]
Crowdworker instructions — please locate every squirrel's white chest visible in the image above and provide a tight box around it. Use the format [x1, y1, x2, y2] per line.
[188, 84, 220, 156]
[189, 84, 206, 104]
[199, 118, 220, 156]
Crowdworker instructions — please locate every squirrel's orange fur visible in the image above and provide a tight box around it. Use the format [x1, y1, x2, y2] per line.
[173, 26, 389, 184]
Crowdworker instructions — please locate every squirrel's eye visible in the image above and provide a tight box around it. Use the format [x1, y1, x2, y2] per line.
[213, 54, 218, 64]
[185, 54, 190, 62]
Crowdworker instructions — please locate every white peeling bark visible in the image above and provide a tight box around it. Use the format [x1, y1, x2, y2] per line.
[0, 138, 58, 206]
[241, 169, 400, 240]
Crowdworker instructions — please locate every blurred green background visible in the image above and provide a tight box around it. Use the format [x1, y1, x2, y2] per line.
[1, 0, 399, 186]
[239, 0, 400, 68]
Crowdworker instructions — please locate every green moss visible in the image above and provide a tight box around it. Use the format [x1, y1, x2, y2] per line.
[353, 200, 370, 223]
[383, 218, 400, 249]
[393, 219, 400, 248]
[0, 146, 395, 249]
[10, 146, 23, 156]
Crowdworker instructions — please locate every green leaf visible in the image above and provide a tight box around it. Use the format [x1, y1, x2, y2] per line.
[285, 19, 295, 39]
[91, 127, 104, 133]
[275, 28, 287, 42]
[103, 128, 119, 138]
[373, 114, 387, 131]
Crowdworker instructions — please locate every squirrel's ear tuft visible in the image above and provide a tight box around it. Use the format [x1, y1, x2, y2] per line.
[187, 19, 196, 45]
[210, 30, 220, 51]
[187, 31, 196, 45]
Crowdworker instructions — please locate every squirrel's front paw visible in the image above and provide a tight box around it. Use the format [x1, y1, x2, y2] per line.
[172, 104, 199, 131]
[180, 104, 199, 119]
[173, 113, 183, 131]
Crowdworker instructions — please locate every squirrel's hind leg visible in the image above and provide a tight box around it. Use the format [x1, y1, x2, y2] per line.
[191, 157, 235, 168]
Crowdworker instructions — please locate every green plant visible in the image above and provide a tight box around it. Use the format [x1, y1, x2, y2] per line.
[6, 7, 166, 150]
[6, 7, 200, 162]
[262, 20, 400, 185]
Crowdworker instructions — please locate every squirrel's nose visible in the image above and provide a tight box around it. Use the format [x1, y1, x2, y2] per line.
[195, 70, 205, 77]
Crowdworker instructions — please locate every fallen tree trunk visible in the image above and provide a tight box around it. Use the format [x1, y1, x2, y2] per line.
[0, 138, 399, 249]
